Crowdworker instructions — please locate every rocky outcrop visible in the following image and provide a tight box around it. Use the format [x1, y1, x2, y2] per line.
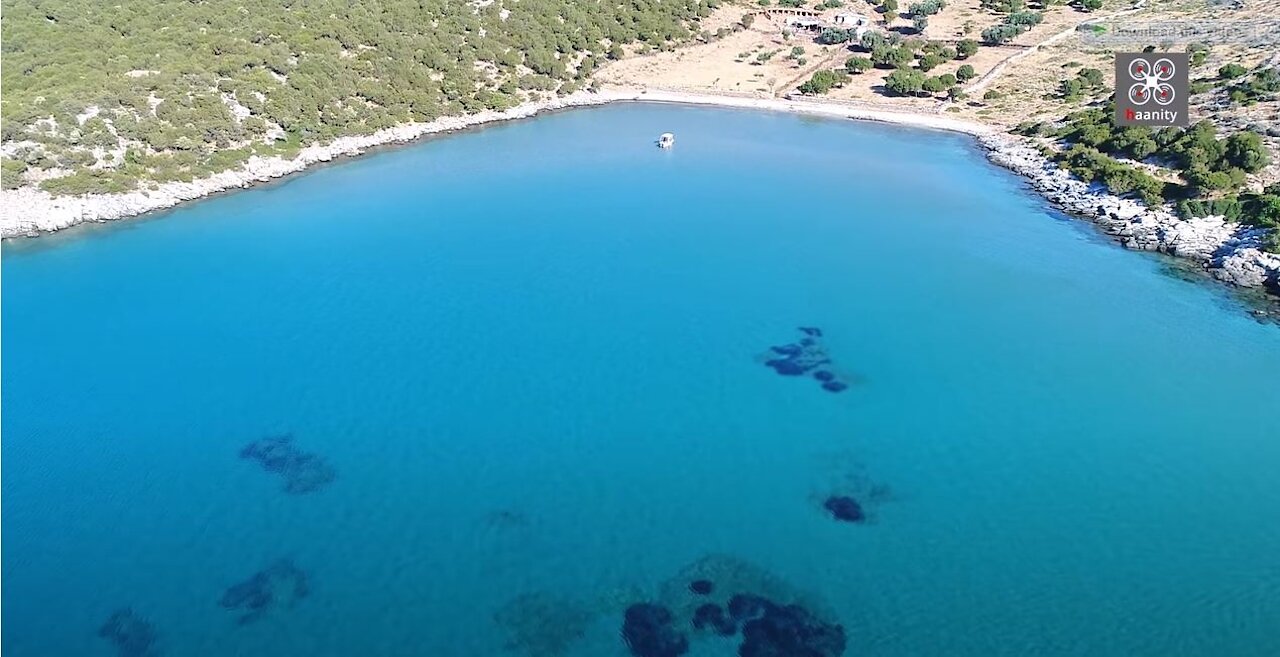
[1214, 248, 1279, 288]
[983, 135, 1280, 289]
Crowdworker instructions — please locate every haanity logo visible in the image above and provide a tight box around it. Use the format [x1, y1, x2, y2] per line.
[1115, 52, 1188, 127]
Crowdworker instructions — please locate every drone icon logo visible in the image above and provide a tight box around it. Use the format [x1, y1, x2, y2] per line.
[1115, 52, 1187, 127]
[1126, 57, 1177, 107]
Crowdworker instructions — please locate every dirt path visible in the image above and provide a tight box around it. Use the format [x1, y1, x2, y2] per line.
[963, 6, 1145, 95]
[775, 41, 852, 97]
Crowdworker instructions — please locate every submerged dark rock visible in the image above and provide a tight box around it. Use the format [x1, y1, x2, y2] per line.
[765, 357, 818, 376]
[762, 329, 851, 392]
[98, 608, 159, 657]
[727, 594, 772, 622]
[691, 603, 736, 636]
[239, 434, 336, 494]
[220, 558, 309, 625]
[689, 579, 714, 596]
[622, 603, 689, 657]
[692, 603, 719, 628]
[739, 602, 847, 657]
[822, 496, 865, 523]
[769, 344, 803, 357]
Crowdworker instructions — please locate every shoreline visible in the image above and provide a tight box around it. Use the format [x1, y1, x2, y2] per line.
[2, 86, 1277, 291]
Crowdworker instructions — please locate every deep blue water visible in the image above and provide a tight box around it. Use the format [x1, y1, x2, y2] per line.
[4, 103, 1280, 657]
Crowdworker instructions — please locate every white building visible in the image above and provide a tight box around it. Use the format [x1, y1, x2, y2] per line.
[832, 13, 872, 39]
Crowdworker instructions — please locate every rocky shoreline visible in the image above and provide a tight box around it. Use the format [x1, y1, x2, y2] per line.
[981, 135, 1280, 291]
[0, 90, 619, 238]
[3, 88, 1277, 293]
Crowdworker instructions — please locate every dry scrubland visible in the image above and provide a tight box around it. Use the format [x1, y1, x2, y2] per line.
[961, 0, 1280, 192]
[600, 0, 1280, 200]
[600, 0, 1103, 109]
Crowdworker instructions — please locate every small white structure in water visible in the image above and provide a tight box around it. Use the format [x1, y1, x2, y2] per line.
[658, 132, 675, 149]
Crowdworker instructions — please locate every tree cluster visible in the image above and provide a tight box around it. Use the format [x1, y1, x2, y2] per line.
[799, 69, 852, 94]
[1058, 68, 1105, 101]
[981, 10, 1041, 45]
[1225, 67, 1280, 106]
[1, 0, 711, 194]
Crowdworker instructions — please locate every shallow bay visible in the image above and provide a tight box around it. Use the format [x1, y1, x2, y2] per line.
[4, 104, 1280, 657]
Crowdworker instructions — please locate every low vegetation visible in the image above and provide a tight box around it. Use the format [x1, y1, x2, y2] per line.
[799, 69, 852, 95]
[0, 0, 712, 194]
[1014, 86, 1278, 252]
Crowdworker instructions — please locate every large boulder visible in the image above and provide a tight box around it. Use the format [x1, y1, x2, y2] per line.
[1212, 248, 1276, 288]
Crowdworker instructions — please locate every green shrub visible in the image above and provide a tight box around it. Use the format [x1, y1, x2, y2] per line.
[872, 44, 915, 69]
[1226, 67, 1280, 105]
[1218, 63, 1248, 79]
[39, 170, 137, 195]
[1, 158, 28, 189]
[1006, 11, 1043, 26]
[907, 0, 946, 16]
[798, 69, 851, 94]
[1189, 44, 1209, 67]
[1056, 145, 1168, 206]
[982, 0, 1025, 11]
[845, 56, 874, 74]
[982, 24, 1025, 45]
[818, 28, 858, 45]
[885, 69, 926, 96]
[918, 53, 944, 72]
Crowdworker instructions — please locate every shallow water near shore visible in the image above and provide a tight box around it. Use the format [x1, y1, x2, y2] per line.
[4, 103, 1280, 657]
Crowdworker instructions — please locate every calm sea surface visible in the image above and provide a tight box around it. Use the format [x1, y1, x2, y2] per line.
[4, 104, 1280, 657]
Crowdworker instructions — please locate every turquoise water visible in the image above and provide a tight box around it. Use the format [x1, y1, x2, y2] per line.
[4, 104, 1280, 657]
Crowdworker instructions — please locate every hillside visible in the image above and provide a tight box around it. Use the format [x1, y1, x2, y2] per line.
[0, 0, 712, 193]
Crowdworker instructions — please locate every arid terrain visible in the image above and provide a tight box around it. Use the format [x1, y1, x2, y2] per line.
[599, 0, 1279, 187]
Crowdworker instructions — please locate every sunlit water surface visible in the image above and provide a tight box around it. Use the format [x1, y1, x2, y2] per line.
[4, 104, 1280, 657]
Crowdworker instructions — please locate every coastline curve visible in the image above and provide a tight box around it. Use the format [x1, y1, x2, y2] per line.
[2, 87, 1276, 290]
